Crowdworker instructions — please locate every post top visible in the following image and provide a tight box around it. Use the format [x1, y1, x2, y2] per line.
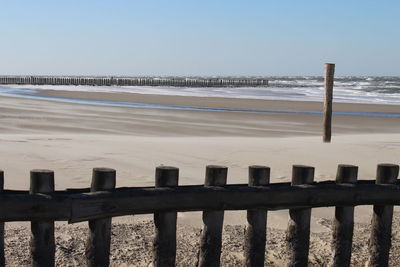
[249, 165, 269, 169]
[206, 165, 228, 170]
[205, 165, 228, 186]
[93, 167, 116, 173]
[155, 166, 179, 187]
[30, 170, 55, 193]
[292, 165, 314, 185]
[336, 164, 358, 183]
[337, 164, 358, 168]
[249, 165, 270, 186]
[377, 163, 399, 168]
[292, 165, 314, 169]
[30, 169, 54, 174]
[156, 166, 179, 171]
[376, 163, 399, 184]
[91, 168, 116, 191]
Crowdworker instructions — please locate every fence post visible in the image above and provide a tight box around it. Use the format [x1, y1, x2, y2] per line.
[153, 166, 179, 267]
[198, 165, 227, 267]
[286, 165, 314, 267]
[323, 63, 335, 143]
[86, 168, 116, 267]
[332, 165, 358, 267]
[244, 165, 270, 267]
[30, 169, 55, 267]
[0, 170, 4, 266]
[367, 164, 399, 267]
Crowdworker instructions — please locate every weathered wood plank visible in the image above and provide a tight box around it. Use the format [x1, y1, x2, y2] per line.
[85, 168, 116, 267]
[244, 165, 270, 267]
[286, 165, 314, 267]
[367, 164, 399, 267]
[153, 166, 179, 267]
[30, 169, 55, 267]
[198, 166, 227, 267]
[332, 164, 358, 267]
[0, 179, 399, 222]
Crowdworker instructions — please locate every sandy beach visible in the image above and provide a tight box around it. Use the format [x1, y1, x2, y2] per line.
[2, 0, 399, 265]
[1, 91, 400, 266]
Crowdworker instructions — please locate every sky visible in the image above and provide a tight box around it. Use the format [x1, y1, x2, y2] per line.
[0, 1, 399, 76]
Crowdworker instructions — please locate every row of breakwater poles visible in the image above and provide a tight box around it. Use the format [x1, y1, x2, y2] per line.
[0, 76, 268, 87]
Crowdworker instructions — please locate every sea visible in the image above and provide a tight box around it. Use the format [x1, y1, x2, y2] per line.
[0, 76, 399, 117]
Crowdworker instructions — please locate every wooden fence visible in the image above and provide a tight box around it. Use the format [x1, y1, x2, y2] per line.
[0, 163, 399, 266]
[0, 76, 268, 87]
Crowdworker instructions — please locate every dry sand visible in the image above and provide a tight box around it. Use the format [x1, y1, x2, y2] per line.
[5, 214, 400, 266]
[1, 91, 400, 266]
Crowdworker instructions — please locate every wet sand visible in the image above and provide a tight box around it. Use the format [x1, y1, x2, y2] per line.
[39, 89, 400, 113]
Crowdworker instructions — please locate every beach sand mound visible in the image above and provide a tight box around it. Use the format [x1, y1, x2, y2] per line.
[4, 213, 400, 266]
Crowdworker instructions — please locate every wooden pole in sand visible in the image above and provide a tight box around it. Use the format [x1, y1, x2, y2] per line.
[30, 169, 55, 267]
[86, 168, 116, 267]
[244, 166, 270, 267]
[323, 63, 335, 143]
[367, 164, 399, 267]
[286, 165, 314, 266]
[198, 165, 227, 267]
[153, 166, 179, 267]
[332, 165, 358, 267]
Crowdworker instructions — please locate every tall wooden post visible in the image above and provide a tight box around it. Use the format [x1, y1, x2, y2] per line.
[332, 165, 358, 267]
[286, 165, 314, 266]
[198, 165, 227, 267]
[86, 168, 116, 267]
[367, 164, 399, 267]
[153, 166, 179, 267]
[323, 63, 335, 143]
[244, 165, 270, 267]
[30, 169, 55, 267]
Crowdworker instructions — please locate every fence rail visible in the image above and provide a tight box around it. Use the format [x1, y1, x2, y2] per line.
[0, 75, 268, 87]
[0, 163, 399, 266]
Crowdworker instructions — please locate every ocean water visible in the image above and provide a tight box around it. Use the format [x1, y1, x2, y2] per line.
[0, 77, 399, 118]
[268, 76, 400, 105]
[1, 76, 400, 105]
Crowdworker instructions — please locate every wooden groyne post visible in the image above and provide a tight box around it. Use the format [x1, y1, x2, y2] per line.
[244, 165, 270, 267]
[367, 164, 399, 267]
[30, 170, 55, 267]
[286, 165, 314, 266]
[198, 166, 227, 267]
[0, 76, 268, 88]
[323, 63, 335, 143]
[85, 168, 116, 267]
[153, 166, 179, 267]
[331, 164, 358, 267]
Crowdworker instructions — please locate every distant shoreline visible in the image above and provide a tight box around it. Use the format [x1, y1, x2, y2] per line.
[2, 76, 400, 105]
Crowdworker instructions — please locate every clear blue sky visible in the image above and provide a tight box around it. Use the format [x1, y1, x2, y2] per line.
[0, 0, 399, 76]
